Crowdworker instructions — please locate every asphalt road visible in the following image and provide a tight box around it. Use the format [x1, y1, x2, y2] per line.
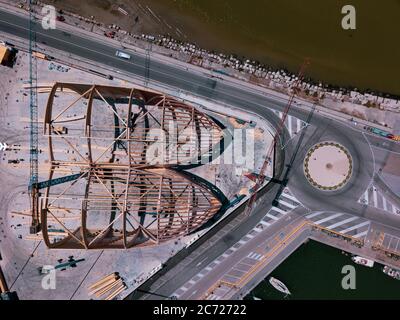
[0, 8, 400, 299]
[176, 210, 309, 300]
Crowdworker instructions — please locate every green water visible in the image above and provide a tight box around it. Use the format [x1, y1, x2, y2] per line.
[245, 240, 400, 300]
[143, 0, 400, 95]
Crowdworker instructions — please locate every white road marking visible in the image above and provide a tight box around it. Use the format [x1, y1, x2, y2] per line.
[306, 211, 325, 219]
[266, 213, 279, 221]
[364, 186, 399, 215]
[388, 236, 393, 248]
[297, 119, 301, 133]
[260, 220, 270, 226]
[281, 192, 299, 203]
[288, 116, 292, 136]
[240, 260, 256, 268]
[314, 213, 344, 225]
[383, 197, 388, 211]
[0, 142, 8, 151]
[180, 285, 189, 292]
[270, 206, 286, 214]
[373, 188, 378, 207]
[196, 257, 208, 267]
[277, 199, 296, 209]
[326, 216, 359, 230]
[340, 221, 370, 234]
[187, 290, 198, 298]
[353, 231, 368, 238]
[247, 252, 262, 260]
[173, 289, 184, 298]
[226, 272, 242, 279]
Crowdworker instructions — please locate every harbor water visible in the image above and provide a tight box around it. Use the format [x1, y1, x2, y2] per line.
[245, 240, 400, 300]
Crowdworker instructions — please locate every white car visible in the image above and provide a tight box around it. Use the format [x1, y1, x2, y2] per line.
[0, 40, 7, 46]
[115, 50, 131, 60]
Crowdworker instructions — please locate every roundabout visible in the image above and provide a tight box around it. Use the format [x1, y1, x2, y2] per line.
[303, 141, 353, 191]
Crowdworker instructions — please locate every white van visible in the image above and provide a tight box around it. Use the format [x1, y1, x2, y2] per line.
[115, 50, 131, 60]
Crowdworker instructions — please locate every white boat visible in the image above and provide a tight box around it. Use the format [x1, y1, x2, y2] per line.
[383, 266, 400, 280]
[351, 256, 374, 267]
[269, 277, 291, 295]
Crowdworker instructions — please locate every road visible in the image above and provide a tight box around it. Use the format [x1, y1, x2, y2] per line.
[0, 7, 399, 300]
[175, 209, 310, 300]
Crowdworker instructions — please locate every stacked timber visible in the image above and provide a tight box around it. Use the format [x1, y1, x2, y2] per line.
[88, 273, 127, 300]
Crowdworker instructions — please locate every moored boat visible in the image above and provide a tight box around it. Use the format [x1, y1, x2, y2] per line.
[351, 256, 374, 267]
[383, 266, 400, 280]
[269, 277, 291, 295]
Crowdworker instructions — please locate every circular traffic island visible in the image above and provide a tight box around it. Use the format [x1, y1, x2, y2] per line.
[304, 141, 353, 191]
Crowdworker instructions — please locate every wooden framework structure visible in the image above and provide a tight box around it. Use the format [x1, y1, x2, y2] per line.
[39, 83, 224, 249]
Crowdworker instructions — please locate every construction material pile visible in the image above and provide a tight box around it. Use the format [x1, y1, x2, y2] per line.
[88, 273, 127, 300]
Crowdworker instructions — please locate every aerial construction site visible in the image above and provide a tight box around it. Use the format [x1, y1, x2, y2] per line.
[1, 0, 400, 303]
[0, 19, 274, 298]
[37, 82, 226, 249]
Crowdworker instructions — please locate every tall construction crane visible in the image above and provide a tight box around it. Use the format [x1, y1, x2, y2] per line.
[28, 0, 40, 234]
[244, 59, 310, 216]
[272, 101, 316, 207]
[26, 3, 89, 234]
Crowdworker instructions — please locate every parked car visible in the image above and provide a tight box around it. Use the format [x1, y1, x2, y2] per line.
[115, 50, 131, 60]
[104, 31, 116, 38]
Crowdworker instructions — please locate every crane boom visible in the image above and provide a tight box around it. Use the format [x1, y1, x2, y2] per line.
[244, 59, 310, 216]
[28, 0, 40, 234]
[272, 102, 316, 206]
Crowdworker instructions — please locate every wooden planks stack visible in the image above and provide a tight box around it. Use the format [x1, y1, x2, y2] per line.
[88, 273, 127, 300]
[0, 265, 9, 293]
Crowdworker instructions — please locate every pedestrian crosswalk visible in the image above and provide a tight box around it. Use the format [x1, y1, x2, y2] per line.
[306, 211, 371, 240]
[247, 252, 263, 261]
[314, 213, 344, 225]
[380, 233, 400, 255]
[272, 110, 308, 138]
[250, 188, 302, 233]
[359, 185, 400, 215]
[172, 188, 302, 299]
